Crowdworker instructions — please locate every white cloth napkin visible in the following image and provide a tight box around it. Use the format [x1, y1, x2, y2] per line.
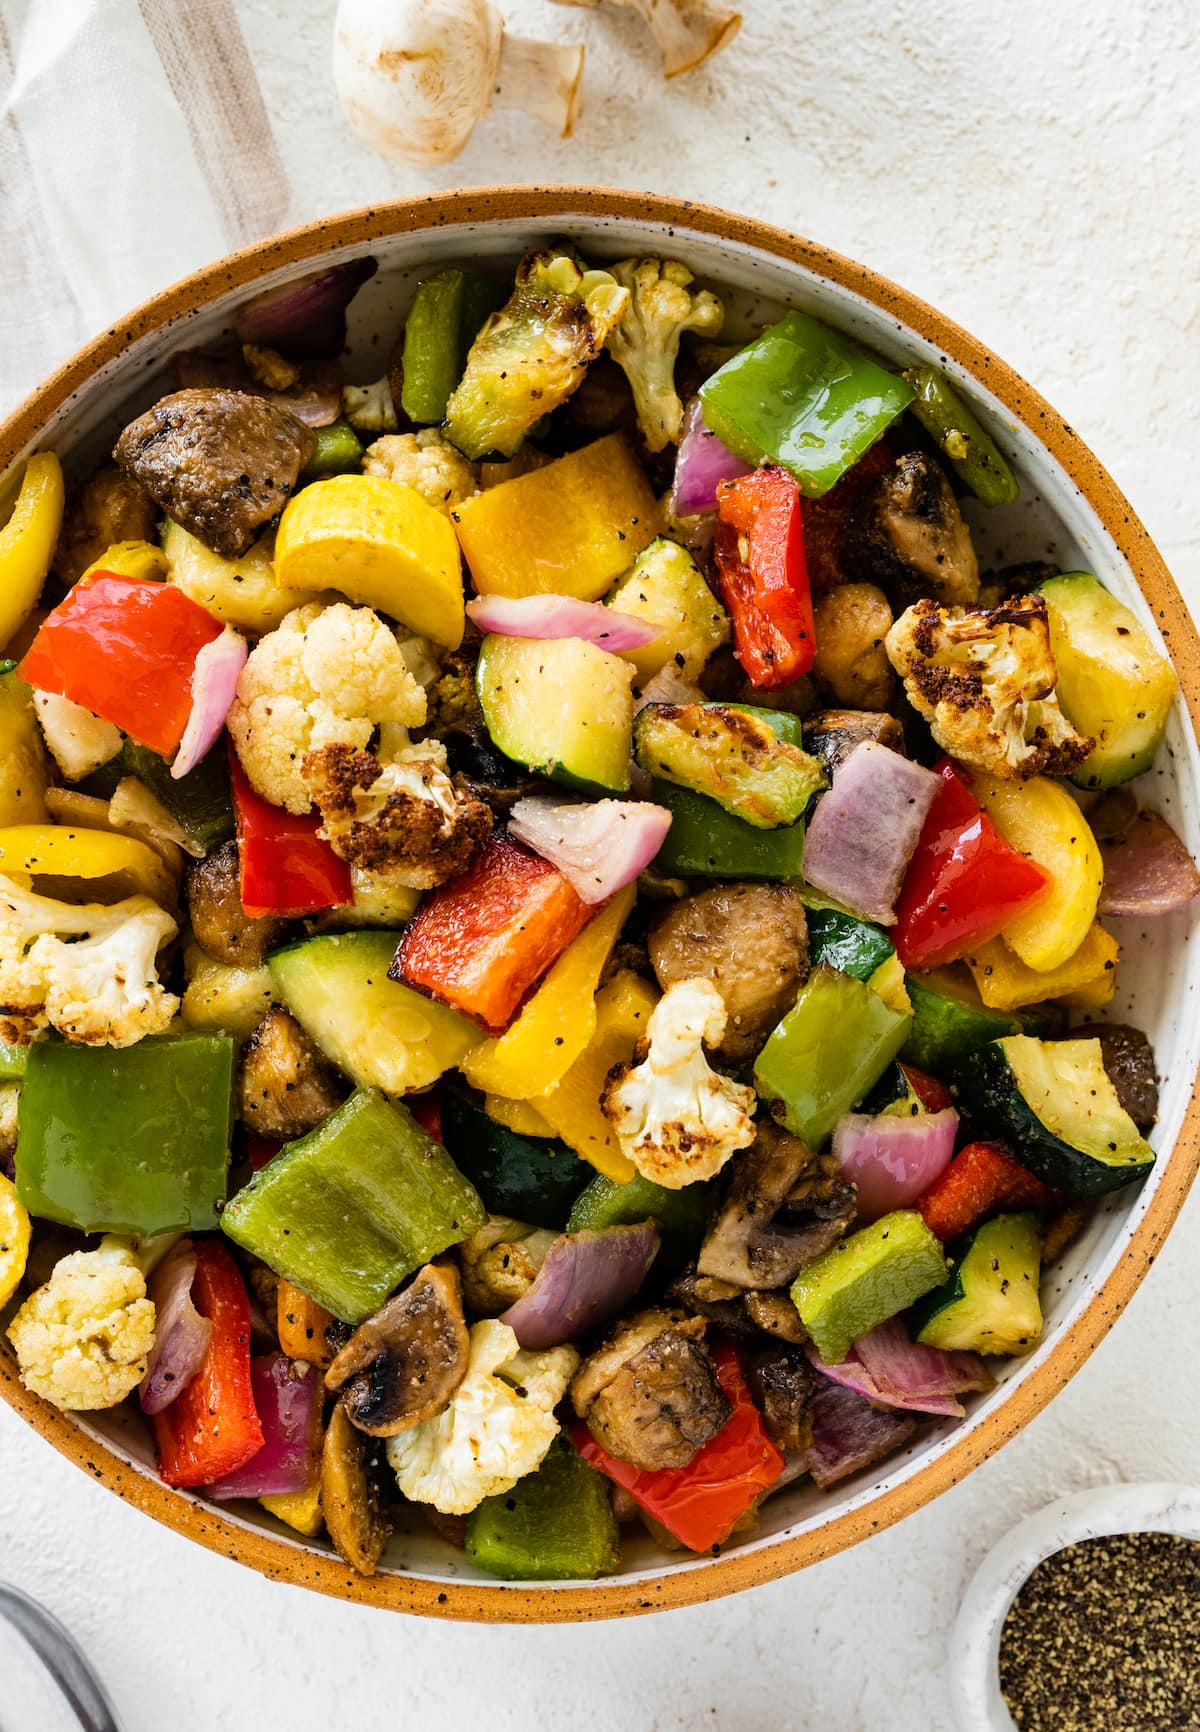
[1, 0, 290, 414]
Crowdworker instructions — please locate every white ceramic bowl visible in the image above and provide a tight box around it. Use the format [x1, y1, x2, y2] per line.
[1, 188, 1198, 1621]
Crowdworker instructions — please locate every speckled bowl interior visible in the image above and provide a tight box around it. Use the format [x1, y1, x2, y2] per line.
[2, 189, 1198, 1621]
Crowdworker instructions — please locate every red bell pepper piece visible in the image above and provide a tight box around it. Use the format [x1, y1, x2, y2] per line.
[801, 440, 893, 592]
[393, 834, 593, 1033]
[19, 572, 222, 757]
[574, 1342, 784, 1552]
[714, 465, 815, 689]
[917, 1139, 1058, 1243]
[893, 760, 1053, 970]
[409, 1089, 443, 1144]
[900, 1063, 954, 1115]
[246, 1136, 283, 1172]
[229, 749, 352, 919]
[153, 1239, 265, 1488]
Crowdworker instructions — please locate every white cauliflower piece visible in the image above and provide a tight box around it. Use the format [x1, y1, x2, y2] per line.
[227, 601, 427, 813]
[7, 1236, 156, 1411]
[608, 258, 725, 452]
[32, 691, 122, 782]
[458, 1217, 555, 1316]
[342, 378, 398, 434]
[0, 1082, 19, 1154]
[602, 977, 756, 1189]
[363, 432, 479, 516]
[386, 1319, 578, 1515]
[0, 875, 179, 1048]
[885, 594, 1094, 780]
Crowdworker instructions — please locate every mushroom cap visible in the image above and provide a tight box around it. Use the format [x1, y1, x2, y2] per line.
[325, 1262, 471, 1437]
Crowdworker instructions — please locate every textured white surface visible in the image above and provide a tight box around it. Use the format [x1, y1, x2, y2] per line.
[1, 3, 1199, 1728]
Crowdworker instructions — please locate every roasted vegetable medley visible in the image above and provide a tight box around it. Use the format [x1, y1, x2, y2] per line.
[1, 245, 1196, 1582]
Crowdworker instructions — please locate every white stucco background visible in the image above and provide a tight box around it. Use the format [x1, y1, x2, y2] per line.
[2, 3, 1198, 1727]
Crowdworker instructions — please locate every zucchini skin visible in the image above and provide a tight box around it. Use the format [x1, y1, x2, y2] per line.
[441, 1089, 592, 1229]
[949, 1042, 1154, 1196]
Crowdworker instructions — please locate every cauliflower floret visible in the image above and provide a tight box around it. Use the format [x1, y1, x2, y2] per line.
[386, 1319, 578, 1515]
[7, 1236, 156, 1411]
[602, 977, 756, 1189]
[342, 378, 399, 434]
[0, 876, 179, 1048]
[33, 690, 122, 782]
[885, 594, 1094, 780]
[608, 258, 725, 453]
[363, 431, 479, 517]
[303, 739, 492, 889]
[458, 1217, 555, 1316]
[0, 1082, 19, 1156]
[227, 602, 427, 813]
[0, 1170, 31, 1310]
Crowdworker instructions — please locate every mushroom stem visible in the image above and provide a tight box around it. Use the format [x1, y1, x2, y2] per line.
[552, 0, 741, 78]
[493, 34, 585, 136]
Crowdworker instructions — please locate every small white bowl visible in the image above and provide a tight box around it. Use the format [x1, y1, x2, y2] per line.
[948, 1481, 1200, 1731]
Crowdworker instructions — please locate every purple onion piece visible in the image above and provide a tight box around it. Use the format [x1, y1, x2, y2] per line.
[139, 1241, 212, 1415]
[234, 256, 378, 359]
[805, 1319, 992, 1422]
[467, 593, 660, 652]
[1099, 810, 1200, 917]
[206, 1355, 322, 1500]
[832, 1107, 959, 1222]
[172, 627, 247, 781]
[670, 396, 753, 518]
[803, 741, 941, 924]
[508, 796, 673, 905]
[500, 1223, 661, 1350]
[798, 1376, 920, 1488]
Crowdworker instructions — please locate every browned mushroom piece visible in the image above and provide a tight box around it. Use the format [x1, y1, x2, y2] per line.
[240, 1007, 345, 1139]
[744, 1342, 815, 1454]
[697, 1121, 858, 1290]
[665, 1267, 758, 1338]
[321, 1402, 391, 1575]
[324, 1263, 471, 1438]
[743, 1289, 808, 1345]
[810, 583, 896, 711]
[844, 450, 980, 609]
[185, 841, 293, 967]
[648, 884, 809, 1066]
[802, 708, 907, 779]
[570, 1307, 730, 1472]
[113, 388, 315, 559]
[1092, 1024, 1159, 1130]
[53, 464, 159, 587]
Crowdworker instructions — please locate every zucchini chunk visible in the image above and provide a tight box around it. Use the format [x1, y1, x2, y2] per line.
[901, 967, 1044, 1072]
[911, 1212, 1043, 1356]
[951, 1034, 1154, 1195]
[475, 633, 634, 795]
[634, 701, 825, 828]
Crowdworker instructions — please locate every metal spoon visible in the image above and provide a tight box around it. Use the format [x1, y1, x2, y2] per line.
[0, 1584, 123, 1732]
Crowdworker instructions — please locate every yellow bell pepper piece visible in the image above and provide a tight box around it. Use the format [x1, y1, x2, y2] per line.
[965, 921, 1119, 1011]
[79, 540, 168, 586]
[461, 886, 635, 1099]
[969, 772, 1103, 972]
[0, 453, 64, 652]
[274, 474, 464, 647]
[484, 1095, 558, 1138]
[0, 670, 48, 826]
[260, 1473, 324, 1538]
[0, 824, 174, 907]
[452, 434, 663, 601]
[531, 970, 659, 1181]
[0, 1170, 32, 1309]
[867, 952, 911, 1016]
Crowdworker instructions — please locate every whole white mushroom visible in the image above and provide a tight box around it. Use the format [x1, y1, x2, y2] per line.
[552, 0, 741, 77]
[334, 0, 585, 165]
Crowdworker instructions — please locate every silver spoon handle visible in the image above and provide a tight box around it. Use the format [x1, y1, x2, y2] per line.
[0, 1584, 123, 1732]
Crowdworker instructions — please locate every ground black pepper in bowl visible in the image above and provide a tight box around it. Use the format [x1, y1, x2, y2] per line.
[998, 1531, 1200, 1730]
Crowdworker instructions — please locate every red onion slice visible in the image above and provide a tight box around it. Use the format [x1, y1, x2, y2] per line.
[234, 257, 378, 359]
[834, 1107, 959, 1222]
[799, 1376, 919, 1487]
[670, 396, 753, 518]
[467, 594, 660, 652]
[508, 795, 673, 903]
[806, 1319, 991, 1420]
[500, 1223, 661, 1349]
[803, 741, 941, 924]
[1099, 810, 1200, 917]
[139, 1241, 212, 1415]
[207, 1355, 323, 1500]
[173, 626, 248, 781]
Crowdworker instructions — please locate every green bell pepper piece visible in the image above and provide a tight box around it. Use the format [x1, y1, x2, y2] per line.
[401, 268, 506, 425]
[0, 1041, 27, 1080]
[901, 366, 1019, 507]
[566, 1169, 710, 1263]
[651, 779, 806, 881]
[699, 311, 914, 498]
[299, 418, 364, 482]
[86, 737, 234, 854]
[754, 964, 911, 1145]
[790, 1208, 948, 1363]
[466, 1435, 620, 1581]
[220, 1087, 486, 1324]
[15, 1033, 235, 1236]
[806, 909, 895, 982]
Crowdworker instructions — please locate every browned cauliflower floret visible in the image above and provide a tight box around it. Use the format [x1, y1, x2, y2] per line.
[303, 740, 492, 889]
[885, 594, 1094, 779]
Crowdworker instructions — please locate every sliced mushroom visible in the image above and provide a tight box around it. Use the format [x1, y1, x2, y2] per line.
[571, 1307, 730, 1472]
[240, 1007, 345, 1139]
[53, 464, 158, 587]
[743, 1289, 808, 1344]
[845, 451, 979, 609]
[185, 841, 293, 967]
[325, 1263, 470, 1437]
[1093, 1023, 1159, 1129]
[666, 1266, 758, 1338]
[321, 1403, 391, 1575]
[810, 583, 896, 711]
[697, 1121, 858, 1290]
[802, 708, 907, 780]
[744, 1342, 815, 1454]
